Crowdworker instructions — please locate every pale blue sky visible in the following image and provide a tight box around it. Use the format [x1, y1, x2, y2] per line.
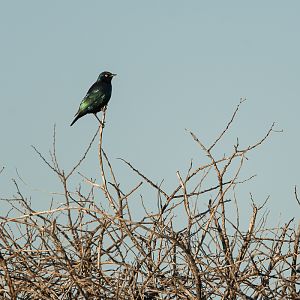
[1, 1, 299, 224]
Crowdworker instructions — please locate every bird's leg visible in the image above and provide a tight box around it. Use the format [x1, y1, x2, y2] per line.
[94, 113, 105, 128]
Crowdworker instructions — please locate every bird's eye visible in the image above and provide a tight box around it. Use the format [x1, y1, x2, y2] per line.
[105, 74, 108, 77]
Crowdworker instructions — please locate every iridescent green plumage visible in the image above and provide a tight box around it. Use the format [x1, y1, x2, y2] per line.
[70, 71, 116, 126]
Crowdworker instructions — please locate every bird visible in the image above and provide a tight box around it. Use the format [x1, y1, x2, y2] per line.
[70, 71, 117, 126]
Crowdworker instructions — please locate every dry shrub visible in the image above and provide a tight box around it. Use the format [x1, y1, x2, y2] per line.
[0, 101, 299, 299]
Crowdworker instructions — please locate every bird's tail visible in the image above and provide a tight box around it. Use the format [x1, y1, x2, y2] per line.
[70, 114, 80, 126]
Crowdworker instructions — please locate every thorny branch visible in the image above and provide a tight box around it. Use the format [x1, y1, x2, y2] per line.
[0, 102, 298, 299]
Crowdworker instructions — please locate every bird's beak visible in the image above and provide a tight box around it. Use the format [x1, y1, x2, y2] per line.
[111, 73, 117, 77]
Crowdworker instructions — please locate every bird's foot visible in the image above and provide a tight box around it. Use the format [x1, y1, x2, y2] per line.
[94, 114, 105, 128]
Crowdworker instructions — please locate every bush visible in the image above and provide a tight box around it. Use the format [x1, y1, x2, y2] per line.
[0, 102, 299, 299]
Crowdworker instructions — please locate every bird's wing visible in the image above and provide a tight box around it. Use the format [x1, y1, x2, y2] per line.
[86, 81, 102, 97]
[75, 84, 105, 116]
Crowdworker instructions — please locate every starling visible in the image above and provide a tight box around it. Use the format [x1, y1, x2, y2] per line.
[70, 71, 116, 126]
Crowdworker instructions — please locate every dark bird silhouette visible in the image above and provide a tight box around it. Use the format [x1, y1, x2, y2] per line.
[70, 71, 116, 126]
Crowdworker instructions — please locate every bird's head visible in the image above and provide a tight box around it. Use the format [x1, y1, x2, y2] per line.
[97, 71, 117, 82]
